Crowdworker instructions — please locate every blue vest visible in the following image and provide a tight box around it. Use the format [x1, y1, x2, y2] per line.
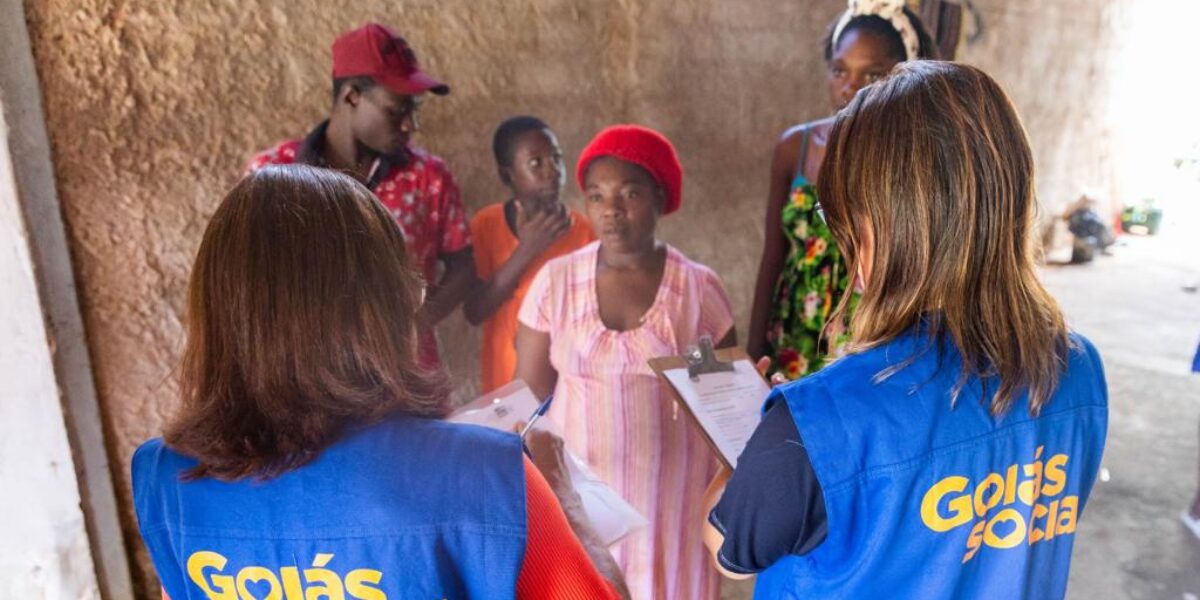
[754, 331, 1108, 600]
[133, 415, 527, 600]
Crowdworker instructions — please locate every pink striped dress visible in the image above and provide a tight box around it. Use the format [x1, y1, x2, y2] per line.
[519, 241, 734, 600]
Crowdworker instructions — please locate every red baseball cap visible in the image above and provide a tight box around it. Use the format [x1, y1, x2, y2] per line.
[332, 23, 449, 96]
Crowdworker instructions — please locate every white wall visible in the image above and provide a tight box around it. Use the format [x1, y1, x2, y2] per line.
[0, 108, 100, 598]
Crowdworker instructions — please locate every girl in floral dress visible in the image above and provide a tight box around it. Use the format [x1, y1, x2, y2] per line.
[747, 0, 935, 377]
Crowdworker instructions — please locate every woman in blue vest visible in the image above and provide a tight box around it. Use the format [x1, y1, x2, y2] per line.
[704, 61, 1108, 599]
[132, 165, 627, 600]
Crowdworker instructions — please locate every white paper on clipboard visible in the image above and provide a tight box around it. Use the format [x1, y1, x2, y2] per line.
[449, 380, 647, 546]
[449, 380, 543, 431]
[661, 360, 770, 469]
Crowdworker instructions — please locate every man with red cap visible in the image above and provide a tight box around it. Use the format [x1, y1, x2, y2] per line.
[248, 23, 472, 370]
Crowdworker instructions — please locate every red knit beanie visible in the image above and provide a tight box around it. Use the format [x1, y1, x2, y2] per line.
[575, 125, 683, 215]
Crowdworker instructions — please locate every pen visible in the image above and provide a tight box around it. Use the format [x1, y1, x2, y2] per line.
[519, 394, 555, 440]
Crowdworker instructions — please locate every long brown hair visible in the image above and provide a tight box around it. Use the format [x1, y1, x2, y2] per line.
[166, 165, 449, 480]
[818, 61, 1070, 416]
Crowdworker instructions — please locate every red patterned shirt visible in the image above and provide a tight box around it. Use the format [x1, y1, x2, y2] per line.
[248, 122, 472, 368]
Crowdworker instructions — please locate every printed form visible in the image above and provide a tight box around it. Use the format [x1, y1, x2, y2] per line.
[662, 360, 770, 469]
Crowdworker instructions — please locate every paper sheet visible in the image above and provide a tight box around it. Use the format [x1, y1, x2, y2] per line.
[662, 360, 771, 469]
[449, 380, 543, 432]
[449, 381, 647, 546]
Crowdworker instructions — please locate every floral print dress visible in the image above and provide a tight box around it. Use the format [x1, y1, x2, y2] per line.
[765, 126, 859, 378]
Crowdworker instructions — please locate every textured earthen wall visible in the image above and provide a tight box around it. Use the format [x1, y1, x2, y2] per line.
[958, 0, 1123, 224]
[22, 0, 1123, 596]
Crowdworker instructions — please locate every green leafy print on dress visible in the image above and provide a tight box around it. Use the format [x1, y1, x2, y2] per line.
[765, 180, 859, 379]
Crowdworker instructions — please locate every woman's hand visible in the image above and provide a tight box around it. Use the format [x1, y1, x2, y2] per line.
[513, 422, 572, 492]
[520, 426, 572, 490]
[515, 200, 571, 257]
[756, 356, 790, 387]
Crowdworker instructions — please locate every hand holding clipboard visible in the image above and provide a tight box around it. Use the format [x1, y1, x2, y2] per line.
[649, 337, 772, 470]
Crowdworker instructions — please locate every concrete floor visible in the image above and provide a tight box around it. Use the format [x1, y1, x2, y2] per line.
[1051, 234, 1200, 600]
[722, 231, 1200, 599]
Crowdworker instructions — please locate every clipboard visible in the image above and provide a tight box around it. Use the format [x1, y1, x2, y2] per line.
[649, 337, 771, 469]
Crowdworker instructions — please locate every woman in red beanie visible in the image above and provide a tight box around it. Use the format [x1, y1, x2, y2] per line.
[516, 125, 736, 600]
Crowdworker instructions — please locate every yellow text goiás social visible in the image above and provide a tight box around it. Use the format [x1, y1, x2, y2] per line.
[919, 446, 1080, 563]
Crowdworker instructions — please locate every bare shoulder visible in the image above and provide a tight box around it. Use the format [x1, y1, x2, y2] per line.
[779, 117, 833, 142]
[807, 117, 836, 145]
[775, 117, 832, 163]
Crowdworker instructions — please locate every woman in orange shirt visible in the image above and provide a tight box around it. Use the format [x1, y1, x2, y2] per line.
[466, 116, 595, 392]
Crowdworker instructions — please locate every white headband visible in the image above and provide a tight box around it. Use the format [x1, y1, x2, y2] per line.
[832, 0, 921, 62]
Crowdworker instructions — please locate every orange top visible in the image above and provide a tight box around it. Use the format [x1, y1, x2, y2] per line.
[517, 457, 620, 599]
[470, 202, 595, 392]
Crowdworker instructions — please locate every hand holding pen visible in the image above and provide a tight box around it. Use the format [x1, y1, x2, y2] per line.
[519, 394, 554, 439]
[516, 395, 570, 488]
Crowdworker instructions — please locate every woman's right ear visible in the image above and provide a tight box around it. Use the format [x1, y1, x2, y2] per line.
[497, 166, 513, 187]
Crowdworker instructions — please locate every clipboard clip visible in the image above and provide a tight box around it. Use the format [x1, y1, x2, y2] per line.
[686, 336, 735, 381]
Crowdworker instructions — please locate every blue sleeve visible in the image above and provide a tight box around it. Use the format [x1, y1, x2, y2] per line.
[707, 399, 827, 574]
[1077, 333, 1108, 405]
[132, 439, 189, 598]
[1071, 333, 1110, 514]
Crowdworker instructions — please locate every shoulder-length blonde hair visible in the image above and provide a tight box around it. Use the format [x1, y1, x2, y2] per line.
[818, 61, 1070, 416]
[166, 165, 449, 480]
